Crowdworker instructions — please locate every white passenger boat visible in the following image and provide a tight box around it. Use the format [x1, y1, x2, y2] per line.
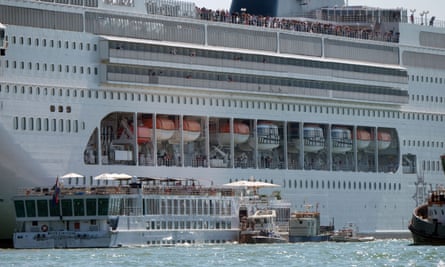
[1, 0, 445, 244]
[12, 176, 285, 248]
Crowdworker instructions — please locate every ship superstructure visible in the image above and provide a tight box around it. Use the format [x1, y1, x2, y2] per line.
[1, 0, 445, 242]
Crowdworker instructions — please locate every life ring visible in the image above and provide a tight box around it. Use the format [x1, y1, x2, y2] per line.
[41, 225, 48, 232]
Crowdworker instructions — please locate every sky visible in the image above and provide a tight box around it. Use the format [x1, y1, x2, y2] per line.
[192, 0, 444, 20]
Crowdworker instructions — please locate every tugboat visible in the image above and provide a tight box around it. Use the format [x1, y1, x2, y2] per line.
[408, 155, 445, 245]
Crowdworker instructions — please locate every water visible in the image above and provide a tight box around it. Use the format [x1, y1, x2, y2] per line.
[1, 239, 444, 267]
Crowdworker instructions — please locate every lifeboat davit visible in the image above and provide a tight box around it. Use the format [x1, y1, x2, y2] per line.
[331, 127, 352, 153]
[249, 122, 280, 150]
[217, 122, 250, 145]
[302, 125, 325, 153]
[170, 118, 201, 143]
[356, 129, 371, 150]
[142, 117, 175, 141]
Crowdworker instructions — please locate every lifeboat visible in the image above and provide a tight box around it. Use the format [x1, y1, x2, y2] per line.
[181, 119, 201, 142]
[217, 122, 250, 145]
[356, 129, 371, 150]
[142, 117, 175, 141]
[302, 125, 325, 153]
[249, 122, 280, 150]
[170, 118, 201, 143]
[131, 125, 151, 144]
[368, 130, 392, 150]
[331, 127, 352, 153]
[376, 130, 392, 150]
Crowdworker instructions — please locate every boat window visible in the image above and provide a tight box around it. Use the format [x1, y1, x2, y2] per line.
[61, 199, 73, 216]
[86, 198, 97, 216]
[73, 199, 85, 216]
[98, 198, 109, 215]
[14, 200, 26, 218]
[49, 202, 60, 217]
[37, 199, 49, 217]
[25, 200, 36, 217]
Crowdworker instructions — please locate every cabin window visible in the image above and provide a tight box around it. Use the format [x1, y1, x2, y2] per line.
[61, 199, 73, 216]
[86, 199, 97, 216]
[14, 200, 26, 218]
[49, 202, 60, 217]
[73, 199, 85, 216]
[25, 200, 36, 217]
[37, 200, 49, 217]
[98, 198, 109, 215]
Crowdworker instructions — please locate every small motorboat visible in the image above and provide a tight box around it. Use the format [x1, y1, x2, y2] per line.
[240, 209, 287, 244]
[330, 223, 375, 242]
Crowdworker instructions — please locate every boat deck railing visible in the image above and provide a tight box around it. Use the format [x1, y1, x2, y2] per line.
[15, 185, 239, 198]
[195, 8, 445, 43]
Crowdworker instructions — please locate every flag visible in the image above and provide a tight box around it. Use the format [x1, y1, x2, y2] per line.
[52, 177, 60, 205]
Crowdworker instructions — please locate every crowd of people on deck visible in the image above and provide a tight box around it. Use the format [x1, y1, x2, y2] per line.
[195, 8, 400, 43]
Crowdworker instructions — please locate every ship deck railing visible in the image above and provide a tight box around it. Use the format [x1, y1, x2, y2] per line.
[195, 8, 445, 43]
[15, 185, 239, 198]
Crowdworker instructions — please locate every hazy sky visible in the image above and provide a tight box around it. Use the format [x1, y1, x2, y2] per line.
[192, 0, 444, 20]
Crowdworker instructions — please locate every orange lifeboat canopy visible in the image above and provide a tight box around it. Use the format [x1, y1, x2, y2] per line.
[371, 130, 392, 150]
[178, 118, 201, 142]
[356, 129, 371, 150]
[219, 122, 250, 135]
[142, 117, 175, 141]
[377, 130, 391, 150]
[217, 122, 250, 145]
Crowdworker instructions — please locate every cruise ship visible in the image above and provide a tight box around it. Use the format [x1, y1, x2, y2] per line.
[1, 0, 445, 243]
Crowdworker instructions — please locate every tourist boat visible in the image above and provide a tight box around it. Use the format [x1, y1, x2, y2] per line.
[330, 223, 375, 242]
[239, 209, 287, 244]
[12, 175, 287, 248]
[288, 204, 332, 242]
[1, 0, 445, 245]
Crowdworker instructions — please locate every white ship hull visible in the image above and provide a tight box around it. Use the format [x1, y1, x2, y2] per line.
[0, 0, 444, 242]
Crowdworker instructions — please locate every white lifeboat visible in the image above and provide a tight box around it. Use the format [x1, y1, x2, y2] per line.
[302, 125, 325, 153]
[249, 122, 280, 150]
[217, 122, 250, 145]
[170, 118, 201, 143]
[331, 127, 352, 153]
[356, 129, 371, 150]
[143, 117, 175, 141]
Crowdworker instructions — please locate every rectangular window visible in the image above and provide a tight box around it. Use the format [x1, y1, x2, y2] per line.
[86, 198, 97, 216]
[14, 200, 26, 218]
[37, 199, 49, 217]
[49, 201, 60, 217]
[98, 198, 109, 215]
[73, 199, 85, 216]
[61, 199, 73, 216]
[25, 200, 36, 217]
